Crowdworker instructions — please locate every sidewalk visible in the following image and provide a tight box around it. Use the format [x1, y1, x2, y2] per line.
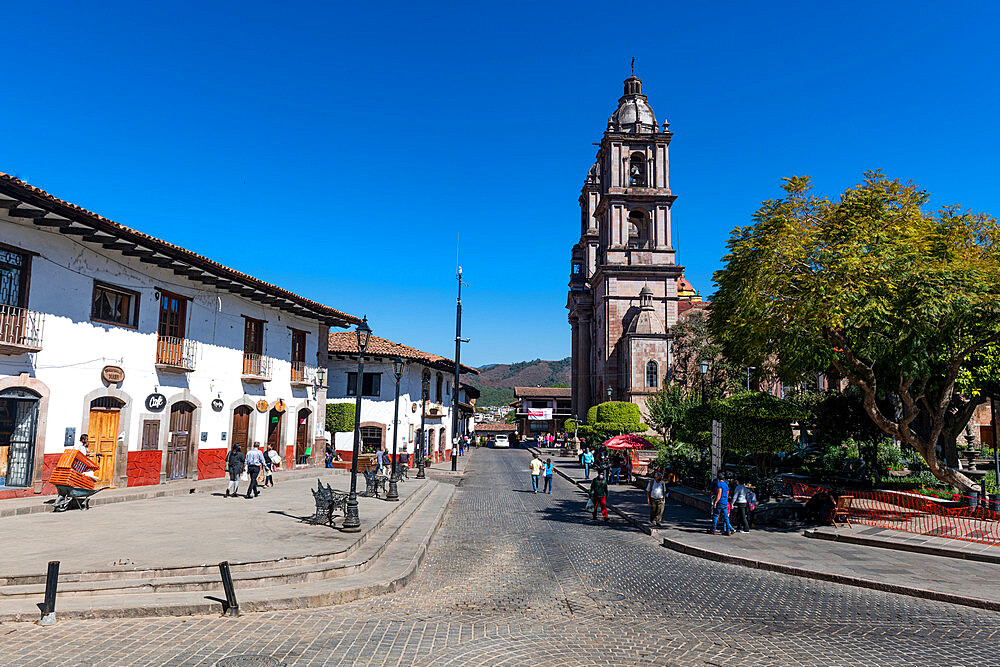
[542, 451, 1000, 611]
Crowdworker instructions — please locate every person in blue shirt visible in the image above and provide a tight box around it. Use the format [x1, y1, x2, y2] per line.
[711, 472, 734, 535]
[581, 448, 595, 479]
[543, 458, 554, 494]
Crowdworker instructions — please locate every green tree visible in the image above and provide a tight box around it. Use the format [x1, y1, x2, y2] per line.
[326, 403, 356, 432]
[644, 385, 697, 445]
[710, 171, 1000, 492]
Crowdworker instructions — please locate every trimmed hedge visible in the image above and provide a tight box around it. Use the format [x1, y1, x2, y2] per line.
[326, 402, 356, 433]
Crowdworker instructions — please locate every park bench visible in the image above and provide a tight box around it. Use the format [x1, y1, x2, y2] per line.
[830, 495, 853, 528]
[362, 466, 389, 498]
[311, 479, 349, 526]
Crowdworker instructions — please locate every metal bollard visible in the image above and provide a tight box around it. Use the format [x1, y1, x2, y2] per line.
[218, 561, 240, 617]
[38, 561, 59, 625]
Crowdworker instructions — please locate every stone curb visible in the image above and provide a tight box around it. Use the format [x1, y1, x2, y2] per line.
[1, 484, 456, 622]
[803, 528, 1000, 565]
[660, 535, 1000, 612]
[539, 451, 1000, 613]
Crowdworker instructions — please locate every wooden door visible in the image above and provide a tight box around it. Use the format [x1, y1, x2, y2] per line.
[157, 293, 187, 363]
[267, 409, 282, 448]
[295, 408, 310, 463]
[167, 403, 193, 480]
[87, 409, 120, 487]
[232, 406, 251, 455]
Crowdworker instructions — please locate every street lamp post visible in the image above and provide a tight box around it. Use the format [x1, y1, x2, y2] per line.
[699, 359, 709, 406]
[607, 386, 613, 403]
[451, 267, 467, 472]
[416, 375, 428, 479]
[746, 366, 756, 392]
[341, 316, 371, 533]
[387, 356, 404, 502]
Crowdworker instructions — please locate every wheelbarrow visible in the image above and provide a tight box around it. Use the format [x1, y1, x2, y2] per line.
[53, 484, 102, 512]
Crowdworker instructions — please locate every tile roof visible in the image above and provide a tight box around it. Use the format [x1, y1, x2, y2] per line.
[475, 422, 517, 432]
[0, 172, 360, 327]
[513, 386, 572, 399]
[328, 332, 479, 375]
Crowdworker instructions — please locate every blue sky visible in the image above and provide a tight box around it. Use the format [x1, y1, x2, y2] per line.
[3, 2, 998, 365]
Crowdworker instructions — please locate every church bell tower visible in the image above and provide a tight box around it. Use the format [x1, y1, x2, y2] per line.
[567, 73, 683, 417]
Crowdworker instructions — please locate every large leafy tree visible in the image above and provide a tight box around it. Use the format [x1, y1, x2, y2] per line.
[710, 171, 1000, 492]
[644, 385, 697, 445]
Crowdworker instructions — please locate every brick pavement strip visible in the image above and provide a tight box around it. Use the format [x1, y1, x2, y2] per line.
[1, 448, 999, 666]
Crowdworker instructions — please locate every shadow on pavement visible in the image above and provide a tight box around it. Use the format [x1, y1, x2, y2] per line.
[533, 497, 642, 533]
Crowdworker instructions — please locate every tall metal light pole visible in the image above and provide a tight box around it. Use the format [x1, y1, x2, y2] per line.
[416, 375, 428, 479]
[699, 359, 709, 406]
[746, 366, 756, 392]
[387, 356, 404, 502]
[992, 395, 999, 504]
[341, 316, 371, 533]
[451, 266, 467, 472]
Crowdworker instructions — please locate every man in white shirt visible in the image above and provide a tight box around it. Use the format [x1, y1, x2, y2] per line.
[646, 471, 668, 527]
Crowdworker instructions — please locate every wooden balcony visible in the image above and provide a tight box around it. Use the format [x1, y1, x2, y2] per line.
[242, 352, 273, 382]
[0, 306, 44, 355]
[290, 361, 316, 388]
[154, 335, 198, 372]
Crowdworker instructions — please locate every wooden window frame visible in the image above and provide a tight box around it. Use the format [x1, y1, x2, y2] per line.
[347, 372, 382, 397]
[157, 289, 190, 338]
[242, 315, 266, 356]
[91, 280, 141, 329]
[0, 241, 35, 309]
[290, 328, 307, 364]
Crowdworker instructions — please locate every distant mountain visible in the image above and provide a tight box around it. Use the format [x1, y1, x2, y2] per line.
[467, 357, 572, 406]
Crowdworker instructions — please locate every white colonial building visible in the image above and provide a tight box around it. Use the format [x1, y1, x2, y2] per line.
[327, 333, 478, 464]
[0, 173, 358, 499]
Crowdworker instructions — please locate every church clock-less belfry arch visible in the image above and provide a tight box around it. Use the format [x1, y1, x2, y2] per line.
[567, 73, 683, 417]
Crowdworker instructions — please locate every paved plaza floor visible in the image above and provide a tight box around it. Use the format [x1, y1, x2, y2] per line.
[2, 448, 1000, 666]
[545, 452, 1000, 608]
[2, 469, 426, 576]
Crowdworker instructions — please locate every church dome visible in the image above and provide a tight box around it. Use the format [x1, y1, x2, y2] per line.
[609, 76, 659, 134]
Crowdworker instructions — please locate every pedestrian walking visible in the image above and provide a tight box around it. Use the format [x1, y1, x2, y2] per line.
[710, 472, 734, 535]
[731, 479, 752, 533]
[543, 458, 553, 494]
[264, 445, 281, 487]
[400, 448, 410, 469]
[244, 443, 266, 499]
[530, 453, 544, 493]
[224, 444, 245, 498]
[609, 452, 622, 485]
[590, 470, 609, 522]
[325, 442, 335, 468]
[582, 448, 594, 479]
[646, 471, 667, 527]
[378, 448, 391, 477]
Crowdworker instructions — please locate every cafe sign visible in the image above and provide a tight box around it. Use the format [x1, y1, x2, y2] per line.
[101, 365, 125, 384]
[145, 393, 166, 411]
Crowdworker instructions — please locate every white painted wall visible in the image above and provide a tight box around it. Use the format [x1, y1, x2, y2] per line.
[1, 216, 332, 467]
[326, 357, 465, 458]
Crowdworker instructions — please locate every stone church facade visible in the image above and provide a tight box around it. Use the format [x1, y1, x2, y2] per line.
[567, 75, 684, 418]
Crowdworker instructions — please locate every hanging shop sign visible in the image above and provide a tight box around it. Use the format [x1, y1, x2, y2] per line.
[101, 365, 125, 384]
[145, 393, 167, 411]
[273, 399, 287, 413]
[211, 398, 224, 412]
[256, 400, 269, 413]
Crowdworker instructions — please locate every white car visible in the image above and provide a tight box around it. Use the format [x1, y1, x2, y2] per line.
[494, 434, 509, 448]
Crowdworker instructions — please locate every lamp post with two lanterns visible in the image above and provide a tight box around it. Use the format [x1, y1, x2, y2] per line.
[341, 316, 371, 533]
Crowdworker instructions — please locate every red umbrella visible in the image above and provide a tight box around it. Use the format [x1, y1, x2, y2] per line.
[602, 434, 654, 450]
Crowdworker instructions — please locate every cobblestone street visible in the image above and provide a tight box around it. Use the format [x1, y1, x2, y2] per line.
[5, 449, 1000, 666]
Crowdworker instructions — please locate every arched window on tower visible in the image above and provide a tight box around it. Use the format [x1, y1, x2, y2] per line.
[627, 210, 651, 249]
[646, 360, 659, 388]
[629, 152, 647, 187]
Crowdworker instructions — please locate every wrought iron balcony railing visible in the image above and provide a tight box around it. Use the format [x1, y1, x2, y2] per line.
[0, 306, 44, 355]
[154, 335, 198, 372]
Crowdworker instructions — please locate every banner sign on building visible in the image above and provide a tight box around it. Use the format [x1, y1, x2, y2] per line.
[528, 408, 553, 421]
